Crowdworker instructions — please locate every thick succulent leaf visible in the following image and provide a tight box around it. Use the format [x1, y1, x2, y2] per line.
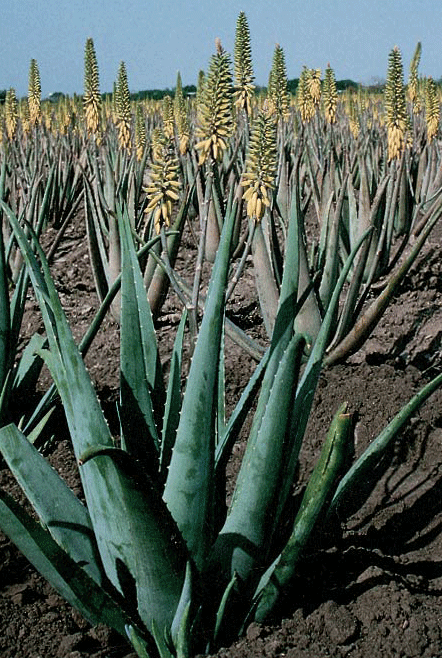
[318, 179, 347, 313]
[252, 406, 353, 622]
[275, 175, 301, 345]
[251, 220, 279, 338]
[11, 332, 45, 396]
[151, 620, 175, 658]
[160, 309, 187, 478]
[84, 177, 109, 303]
[118, 203, 163, 464]
[163, 202, 236, 569]
[0, 422, 104, 584]
[24, 406, 54, 446]
[273, 228, 373, 525]
[217, 318, 226, 439]
[212, 572, 239, 648]
[237, 183, 302, 454]
[215, 347, 269, 473]
[213, 332, 306, 582]
[329, 370, 442, 519]
[8, 266, 30, 366]
[170, 561, 193, 657]
[0, 489, 129, 637]
[325, 199, 442, 365]
[126, 626, 153, 658]
[76, 448, 187, 633]
[6, 204, 186, 633]
[0, 214, 9, 386]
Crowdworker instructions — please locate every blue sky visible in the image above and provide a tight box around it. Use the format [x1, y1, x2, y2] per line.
[1, 0, 440, 98]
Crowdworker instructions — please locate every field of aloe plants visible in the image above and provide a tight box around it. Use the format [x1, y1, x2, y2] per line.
[1, 13, 442, 658]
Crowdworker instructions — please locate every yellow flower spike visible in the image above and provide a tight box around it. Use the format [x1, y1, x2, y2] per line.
[323, 64, 337, 125]
[268, 44, 289, 121]
[5, 88, 18, 139]
[241, 107, 277, 222]
[83, 38, 102, 138]
[195, 39, 233, 164]
[143, 127, 181, 234]
[384, 45, 410, 161]
[28, 59, 42, 126]
[166, 189, 179, 201]
[115, 61, 132, 151]
[174, 72, 190, 155]
[425, 77, 439, 143]
[234, 12, 255, 117]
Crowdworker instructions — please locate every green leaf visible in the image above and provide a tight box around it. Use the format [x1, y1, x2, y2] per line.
[213, 332, 306, 582]
[329, 370, 442, 519]
[11, 333, 45, 396]
[118, 202, 164, 466]
[212, 572, 239, 648]
[0, 422, 104, 584]
[126, 626, 153, 658]
[171, 561, 194, 658]
[5, 202, 186, 633]
[163, 201, 236, 569]
[160, 309, 187, 478]
[253, 405, 353, 622]
[0, 209, 10, 387]
[0, 489, 129, 637]
[215, 347, 269, 473]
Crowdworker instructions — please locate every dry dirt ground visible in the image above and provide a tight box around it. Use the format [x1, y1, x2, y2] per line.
[1, 213, 442, 658]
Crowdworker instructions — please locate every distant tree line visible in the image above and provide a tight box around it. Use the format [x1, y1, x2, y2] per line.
[127, 78, 359, 101]
[12, 76, 442, 105]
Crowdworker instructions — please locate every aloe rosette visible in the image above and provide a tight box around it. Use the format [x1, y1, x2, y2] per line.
[2, 105, 442, 658]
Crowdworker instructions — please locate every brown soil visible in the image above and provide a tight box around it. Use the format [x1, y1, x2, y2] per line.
[1, 214, 442, 658]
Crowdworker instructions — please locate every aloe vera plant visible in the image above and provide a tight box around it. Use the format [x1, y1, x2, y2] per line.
[2, 186, 442, 658]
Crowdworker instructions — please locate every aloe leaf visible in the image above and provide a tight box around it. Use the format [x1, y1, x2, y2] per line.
[11, 332, 45, 396]
[25, 406, 54, 445]
[242, 180, 302, 441]
[252, 405, 353, 622]
[163, 202, 236, 569]
[213, 332, 306, 583]
[329, 371, 442, 519]
[22, 232, 164, 436]
[171, 561, 193, 658]
[0, 489, 129, 637]
[318, 178, 348, 313]
[347, 172, 358, 253]
[212, 572, 239, 647]
[84, 177, 109, 303]
[151, 620, 175, 658]
[0, 423, 104, 585]
[126, 626, 153, 658]
[251, 220, 279, 338]
[275, 173, 300, 340]
[217, 317, 226, 439]
[5, 202, 186, 633]
[215, 347, 269, 473]
[268, 228, 372, 533]
[160, 309, 187, 478]
[76, 446, 187, 634]
[8, 265, 30, 364]
[118, 203, 164, 464]
[0, 211, 9, 387]
[147, 186, 194, 319]
[325, 197, 442, 365]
